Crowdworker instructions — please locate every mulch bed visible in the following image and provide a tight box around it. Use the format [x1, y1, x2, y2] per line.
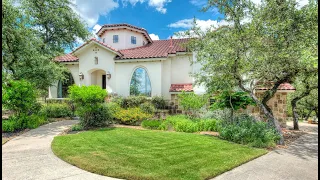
[275, 128, 308, 149]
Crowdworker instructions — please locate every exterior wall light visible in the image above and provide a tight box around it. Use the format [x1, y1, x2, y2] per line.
[106, 71, 111, 79]
[79, 72, 84, 80]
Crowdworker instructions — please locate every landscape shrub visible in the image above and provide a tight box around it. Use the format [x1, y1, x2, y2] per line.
[158, 120, 170, 131]
[40, 103, 73, 118]
[110, 96, 124, 106]
[178, 92, 209, 118]
[198, 119, 221, 132]
[2, 114, 47, 132]
[140, 102, 156, 114]
[77, 104, 111, 128]
[161, 115, 221, 133]
[2, 79, 38, 116]
[71, 124, 84, 131]
[46, 98, 72, 104]
[141, 120, 162, 129]
[68, 85, 107, 105]
[151, 96, 166, 109]
[69, 85, 109, 128]
[218, 115, 280, 148]
[105, 102, 121, 119]
[121, 96, 148, 108]
[114, 107, 152, 125]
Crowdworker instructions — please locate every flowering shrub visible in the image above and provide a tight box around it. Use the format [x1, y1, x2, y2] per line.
[114, 108, 152, 125]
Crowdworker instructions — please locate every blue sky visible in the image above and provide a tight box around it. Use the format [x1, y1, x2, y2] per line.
[71, 0, 225, 41]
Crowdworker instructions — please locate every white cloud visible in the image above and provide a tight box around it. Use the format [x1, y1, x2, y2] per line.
[168, 18, 229, 32]
[148, 0, 171, 14]
[149, 33, 160, 40]
[189, 0, 207, 7]
[70, 0, 119, 27]
[122, 0, 172, 14]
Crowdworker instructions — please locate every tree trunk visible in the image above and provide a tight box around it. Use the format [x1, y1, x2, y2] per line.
[250, 92, 285, 145]
[314, 108, 318, 118]
[291, 98, 300, 130]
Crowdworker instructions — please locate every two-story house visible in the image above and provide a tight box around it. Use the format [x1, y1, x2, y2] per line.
[52, 23, 204, 103]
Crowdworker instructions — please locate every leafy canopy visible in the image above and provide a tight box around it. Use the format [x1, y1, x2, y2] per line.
[2, 0, 89, 91]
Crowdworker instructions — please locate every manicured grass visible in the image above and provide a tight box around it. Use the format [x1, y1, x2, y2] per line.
[52, 128, 267, 180]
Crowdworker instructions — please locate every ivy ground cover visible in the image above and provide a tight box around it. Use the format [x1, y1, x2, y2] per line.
[52, 128, 267, 180]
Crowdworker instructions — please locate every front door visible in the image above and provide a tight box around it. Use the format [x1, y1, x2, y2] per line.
[102, 75, 106, 89]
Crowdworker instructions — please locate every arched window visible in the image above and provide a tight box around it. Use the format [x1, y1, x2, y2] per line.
[130, 67, 151, 96]
[57, 72, 75, 98]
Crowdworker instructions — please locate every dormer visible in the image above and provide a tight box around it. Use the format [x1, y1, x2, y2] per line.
[96, 24, 153, 50]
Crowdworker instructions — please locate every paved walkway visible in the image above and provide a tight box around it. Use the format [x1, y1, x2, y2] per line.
[212, 122, 318, 180]
[2, 120, 119, 180]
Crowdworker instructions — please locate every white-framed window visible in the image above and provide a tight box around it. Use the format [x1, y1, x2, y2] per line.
[131, 36, 136, 44]
[113, 35, 118, 43]
[130, 67, 151, 96]
[143, 41, 145, 45]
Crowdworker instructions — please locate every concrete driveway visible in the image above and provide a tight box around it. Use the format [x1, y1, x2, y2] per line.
[2, 120, 119, 180]
[212, 122, 318, 180]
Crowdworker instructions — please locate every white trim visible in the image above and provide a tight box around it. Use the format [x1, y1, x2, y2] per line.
[73, 41, 121, 56]
[97, 26, 152, 43]
[115, 58, 166, 63]
[128, 66, 152, 96]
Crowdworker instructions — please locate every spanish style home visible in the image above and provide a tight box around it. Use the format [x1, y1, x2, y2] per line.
[52, 23, 204, 101]
[52, 23, 295, 124]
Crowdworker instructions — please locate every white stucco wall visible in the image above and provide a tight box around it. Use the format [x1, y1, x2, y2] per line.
[170, 55, 193, 84]
[100, 29, 148, 50]
[114, 61, 162, 97]
[75, 43, 117, 93]
[161, 59, 172, 100]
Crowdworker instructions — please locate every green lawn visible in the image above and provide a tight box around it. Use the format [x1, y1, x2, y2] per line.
[52, 128, 267, 180]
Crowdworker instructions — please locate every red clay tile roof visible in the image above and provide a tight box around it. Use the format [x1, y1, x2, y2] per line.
[116, 39, 189, 59]
[170, 83, 193, 92]
[73, 38, 121, 55]
[54, 53, 79, 62]
[255, 82, 295, 90]
[96, 23, 152, 43]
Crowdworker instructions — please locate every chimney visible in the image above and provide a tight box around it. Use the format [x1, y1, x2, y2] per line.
[169, 36, 173, 48]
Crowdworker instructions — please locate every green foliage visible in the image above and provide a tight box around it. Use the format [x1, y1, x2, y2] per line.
[158, 115, 221, 133]
[77, 104, 111, 128]
[71, 124, 84, 131]
[219, 115, 280, 148]
[2, 80, 37, 116]
[121, 96, 149, 108]
[69, 85, 109, 128]
[140, 102, 156, 114]
[178, 92, 209, 117]
[141, 120, 162, 129]
[110, 96, 124, 106]
[2, 114, 47, 132]
[105, 102, 121, 120]
[3, 0, 89, 91]
[69, 85, 107, 105]
[40, 103, 73, 118]
[114, 108, 152, 125]
[151, 96, 166, 109]
[211, 91, 256, 111]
